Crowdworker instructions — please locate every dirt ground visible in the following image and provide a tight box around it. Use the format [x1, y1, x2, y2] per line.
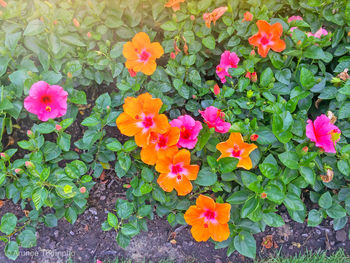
[0, 177, 349, 263]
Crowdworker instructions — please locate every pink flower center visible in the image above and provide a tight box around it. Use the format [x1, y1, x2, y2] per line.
[138, 49, 151, 63]
[181, 127, 191, 139]
[171, 164, 183, 174]
[204, 209, 216, 220]
[232, 144, 241, 158]
[41, 95, 51, 104]
[142, 116, 154, 129]
[260, 35, 270, 45]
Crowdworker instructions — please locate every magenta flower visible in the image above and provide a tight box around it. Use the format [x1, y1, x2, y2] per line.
[170, 115, 202, 149]
[288, 16, 303, 23]
[24, 81, 68, 121]
[216, 51, 240, 83]
[198, 106, 231, 133]
[307, 28, 328, 39]
[306, 114, 341, 153]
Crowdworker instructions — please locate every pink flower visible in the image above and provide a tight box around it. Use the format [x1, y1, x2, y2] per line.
[170, 115, 202, 149]
[216, 51, 240, 83]
[24, 81, 68, 122]
[306, 114, 341, 153]
[289, 27, 298, 33]
[307, 28, 328, 39]
[288, 16, 303, 23]
[198, 106, 231, 133]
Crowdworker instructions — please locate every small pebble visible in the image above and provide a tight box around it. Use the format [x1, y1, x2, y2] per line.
[89, 207, 98, 215]
[316, 230, 321, 235]
[336, 230, 347, 242]
[215, 259, 222, 263]
[302, 233, 308, 237]
[70, 231, 75, 236]
[100, 195, 106, 201]
[54, 230, 59, 238]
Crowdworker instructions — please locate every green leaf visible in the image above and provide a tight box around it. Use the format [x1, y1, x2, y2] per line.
[118, 153, 131, 172]
[326, 203, 346, 219]
[307, 209, 323, 227]
[202, 35, 216, 49]
[259, 67, 273, 88]
[44, 214, 58, 228]
[107, 212, 119, 228]
[265, 184, 285, 204]
[32, 187, 48, 210]
[65, 207, 78, 224]
[195, 167, 217, 186]
[262, 213, 285, 227]
[17, 229, 36, 248]
[278, 152, 299, 169]
[81, 116, 100, 127]
[121, 223, 139, 237]
[36, 123, 56, 134]
[61, 34, 86, 47]
[141, 167, 154, 183]
[283, 193, 304, 211]
[218, 157, 238, 173]
[5, 241, 19, 260]
[318, 191, 332, 209]
[96, 93, 111, 109]
[241, 196, 258, 218]
[227, 190, 254, 204]
[300, 67, 315, 89]
[303, 45, 326, 60]
[0, 213, 17, 235]
[299, 166, 315, 185]
[70, 90, 87, 105]
[24, 20, 45, 36]
[338, 102, 350, 119]
[57, 133, 71, 152]
[106, 139, 123, 152]
[234, 231, 256, 259]
[116, 232, 131, 248]
[117, 200, 134, 219]
[160, 21, 177, 31]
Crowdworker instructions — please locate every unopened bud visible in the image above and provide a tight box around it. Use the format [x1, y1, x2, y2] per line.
[170, 52, 176, 59]
[128, 68, 137, 77]
[27, 130, 33, 137]
[80, 187, 86, 193]
[87, 32, 92, 38]
[14, 168, 23, 174]
[250, 50, 256, 56]
[53, 20, 58, 25]
[55, 124, 62, 131]
[251, 72, 257, 83]
[213, 84, 220, 95]
[250, 134, 259, 141]
[0, 152, 7, 160]
[192, 95, 197, 99]
[67, 72, 72, 79]
[123, 184, 131, 189]
[302, 146, 308, 153]
[261, 192, 267, 199]
[247, 90, 253, 98]
[190, 15, 195, 21]
[73, 18, 80, 28]
[25, 161, 34, 169]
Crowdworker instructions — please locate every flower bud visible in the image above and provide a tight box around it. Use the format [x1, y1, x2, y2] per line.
[0, 0, 7, 7]
[261, 192, 267, 199]
[128, 68, 137, 77]
[27, 130, 33, 137]
[302, 146, 308, 153]
[257, 175, 263, 181]
[190, 15, 195, 21]
[53, 20, 58, 25]
[67, 72, 72, 79]
[250, 50, 256, 56]
[213, 84, 220, 95]
[250, 134, 259, 141]
[170, 52, 176, 59]
[247, 90, 253, 98]
[73, 18, 80, 28]
[123, 184, 131, 189]
[87, 32, 92, 38]
[251, 72, 257, 83]
[321, 168, 333, 183]
[245, 72, 251, 79]
[80, 187, 86, 194]
[55, 124, 62, 131]
[14, 168, 23, 174]
[192, 95, 197, 99]
[0, 152, 8, 160]
[25, 161, 34, 169]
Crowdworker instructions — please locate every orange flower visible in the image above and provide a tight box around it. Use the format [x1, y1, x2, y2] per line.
[164, 0, 185, 12]
[216, 132, 257, 170]
[116, 93, 170, 147]
[123, 32, 164, 76]
[184, 195, 231, 242]
[155, 149, 199, 196]
[248, 20, 286, 58]
[242, 11, 253, 22]
[140, 127, 180, 165]
[203, 7, 228, 28]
